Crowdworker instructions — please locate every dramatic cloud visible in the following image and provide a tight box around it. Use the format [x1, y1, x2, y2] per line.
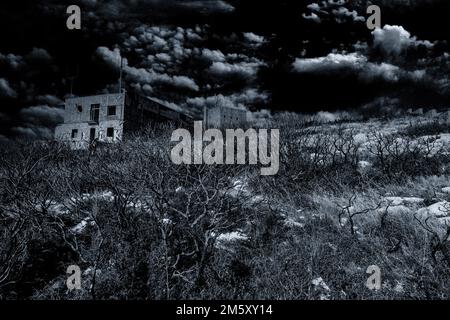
[78, 0, 235, 19]
[19, 105, 64, 126]
[12, 126, 55, 139]
[94, 22, 269, 110]
[0, 47, 60, 107]
[303, 13, 321, 24]
[96, 46, 200, 91]
[292, 52, 422, 83]
[186, 88, 269, 114]
[177, 0, 235, 13]
[243, 32, 266, 47]
[332, 7, 365, 24]
[0, 53, 24, 70]
[303, 1, 365, 24]
[11, 105, 64, 139]
[372, 0, 447, 8]
[201, 49, 226, 62]
[25, 47, 53, 63]
[208, 60, 265, 80]
[36, 95, 63, 106]
[1, 0, 449, 138]
[0, 78, 17, 98]
[95, 46, 123, 69]
[372, 25, 434, 56]
[293, 23, 442, 85]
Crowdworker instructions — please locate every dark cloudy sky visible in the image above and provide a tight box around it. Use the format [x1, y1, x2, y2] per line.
[1, 0, 450, 140]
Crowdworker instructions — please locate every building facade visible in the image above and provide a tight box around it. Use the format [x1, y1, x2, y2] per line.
[55, 92, 248, 149]
[55, 93, 126, 149]
[55, 92, 193, 149]
[203, 105, 247, 129]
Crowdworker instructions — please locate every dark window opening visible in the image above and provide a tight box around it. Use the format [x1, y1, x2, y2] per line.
[90, 128, 96, 141]
[76, 105, 83, 112]
[107, 127, 114, 138]
[107, 105, 116, 116]
[90, 104, 100, 123]
[71, 129, 78, 139]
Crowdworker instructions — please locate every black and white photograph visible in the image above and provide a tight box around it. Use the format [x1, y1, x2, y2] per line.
[0, 0, 449, 308]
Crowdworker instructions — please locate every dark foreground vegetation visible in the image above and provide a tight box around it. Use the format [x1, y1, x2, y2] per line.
[0, 116, 449, 300]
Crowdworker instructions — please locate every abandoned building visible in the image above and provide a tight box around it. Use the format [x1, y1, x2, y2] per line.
[55, 89, 250, 149]
[203, 104, 248, 129]
[54, 92, 193, 149]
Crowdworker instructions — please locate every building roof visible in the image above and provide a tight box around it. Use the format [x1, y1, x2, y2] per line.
[65, 92, 125, 102]
[144, 96, 182, 113]
[209, 104, 247, 112]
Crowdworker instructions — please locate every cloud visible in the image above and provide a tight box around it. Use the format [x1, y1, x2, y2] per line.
[36, 94, 63, 106]
[0, 53, 24, 70]
[372, 25, 434, 56]
[303, 13, 321, 23]
[307, 3, 321, 11]
[201, 49, 226, 62]
[186, 88, 269, 114]
[178, 0, 235, 13]
[25, 47, 53, 63]
[19, 105, 64, 126]
[332, 7, 365, 23]
[293, 53, 363, 73]
[0, 78, 17, 98]
[83, 0, 235, 19]
[0, 48, 60, 104]
[96, 46, 123, 69]
[372, 0, 446, 8]
[243, 32, 266, 47]
[96, 46, 200, 91]
[96, 22, 268, 96]
[12, 126, 55, 140]
[303, 1, 365, 24]
[292, 52, 425, 83]
[187, 94, 246, 113]
[11, 105, 64, 140]
[124, 65, 200, 91]
[208, 60, 266, 80]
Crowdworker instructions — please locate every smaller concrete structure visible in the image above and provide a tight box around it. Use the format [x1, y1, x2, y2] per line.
[203, 105, 247, 129]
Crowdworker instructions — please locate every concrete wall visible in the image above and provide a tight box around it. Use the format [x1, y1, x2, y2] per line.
[62, 93, 125, 124]
[204, 106, 247, 128]
[55, 120, 124, 149]
[55, 93, 125, 149]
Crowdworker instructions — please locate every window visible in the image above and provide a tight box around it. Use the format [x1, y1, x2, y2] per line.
[76, 105, 83, 112]
[107, 105, 116, 116]
[107, 127, 114, 138]
[90, 104, 100, 123]
[71, 129, 78, 139]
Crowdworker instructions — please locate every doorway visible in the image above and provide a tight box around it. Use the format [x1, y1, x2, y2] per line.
[90, 128, 96, 141]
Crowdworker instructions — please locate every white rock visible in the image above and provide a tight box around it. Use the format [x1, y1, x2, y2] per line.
[384, 197, 424, 206]
[441, 187, 450, 194]
[216, 231, 248, 243]
[417, 201, 449, 218]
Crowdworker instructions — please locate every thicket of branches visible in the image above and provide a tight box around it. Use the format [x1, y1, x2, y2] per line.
[0, 118, 449, 300]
